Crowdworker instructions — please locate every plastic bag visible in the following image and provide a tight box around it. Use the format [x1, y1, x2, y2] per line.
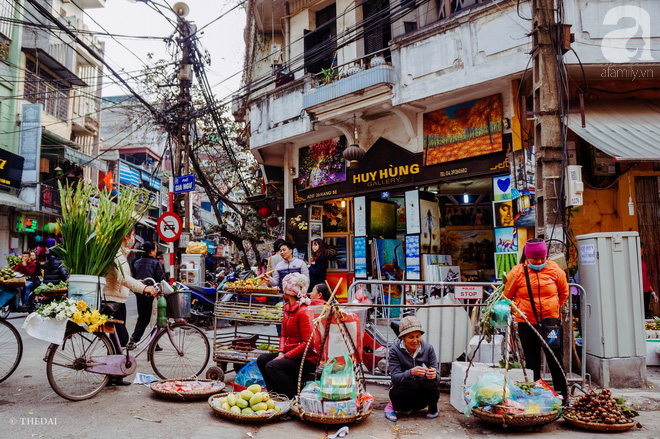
[464, 371, 512, 417]
[234, 360, 267, 389]
[319, 354, 356, 401]
[490, 299, 511, 329]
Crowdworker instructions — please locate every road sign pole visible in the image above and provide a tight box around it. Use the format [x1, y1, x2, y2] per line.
[169, 178, 175, 283]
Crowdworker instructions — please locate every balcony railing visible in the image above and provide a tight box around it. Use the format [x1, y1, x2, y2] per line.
[24, 71, 69, 122]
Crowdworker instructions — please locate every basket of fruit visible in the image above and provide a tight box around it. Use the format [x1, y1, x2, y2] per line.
[223, 278, 280, 294]
[208, 385, 289, 423]
[33, 281, 69, 298]
[562, 389, 640, 432]
[150, 379, 225, 400]
[0, 267, 25, 287]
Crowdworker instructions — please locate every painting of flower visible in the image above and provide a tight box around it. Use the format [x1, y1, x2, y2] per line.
[297, 136, 347, 190]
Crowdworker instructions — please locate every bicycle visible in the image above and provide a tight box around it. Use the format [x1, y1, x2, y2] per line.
[0, 318, 23, 383]
[44, 279, 210, 401]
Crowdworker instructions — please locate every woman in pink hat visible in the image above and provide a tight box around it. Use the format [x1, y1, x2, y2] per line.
[504, 238, 569, 401]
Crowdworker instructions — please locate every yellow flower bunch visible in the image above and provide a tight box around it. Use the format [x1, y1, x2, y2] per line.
[70, 301, 109, 333]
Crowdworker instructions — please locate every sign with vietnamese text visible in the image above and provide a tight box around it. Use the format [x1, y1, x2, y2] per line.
[19, 104, 42, 184]
[173, 174, 195, 193]
[0, 148, 24, 189]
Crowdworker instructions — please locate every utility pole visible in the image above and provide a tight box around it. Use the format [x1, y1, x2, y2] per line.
[530, 0, 571, 374]
[175, 8, 193, 243]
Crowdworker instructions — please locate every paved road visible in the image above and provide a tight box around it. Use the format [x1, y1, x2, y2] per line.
[1, 301, 659, 438]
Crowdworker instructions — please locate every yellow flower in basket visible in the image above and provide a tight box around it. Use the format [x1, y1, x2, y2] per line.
[72, 310, 83, 324]
[76, 301, 87, 311]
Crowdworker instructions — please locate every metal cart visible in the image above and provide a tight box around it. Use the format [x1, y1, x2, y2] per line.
[205, 287, 282, 382]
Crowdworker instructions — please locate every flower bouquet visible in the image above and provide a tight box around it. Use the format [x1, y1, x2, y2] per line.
[53, 181, 152, 277]
[35, 299, 109, 333]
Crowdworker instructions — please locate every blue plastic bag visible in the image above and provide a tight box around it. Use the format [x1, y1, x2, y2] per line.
[234, 361, 267, 389]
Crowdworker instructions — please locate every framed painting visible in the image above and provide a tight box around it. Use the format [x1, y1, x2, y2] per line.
[297, 137, 347, 190]
[323, 200, 349, 233]
[310, 205, 323, 222]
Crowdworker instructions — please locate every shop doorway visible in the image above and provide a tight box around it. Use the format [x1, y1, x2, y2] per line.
[635, 176, 660, 316]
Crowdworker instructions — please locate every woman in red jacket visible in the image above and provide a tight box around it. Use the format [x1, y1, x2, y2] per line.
[504, 239, 569, 401]
[257, 272, 318, 397]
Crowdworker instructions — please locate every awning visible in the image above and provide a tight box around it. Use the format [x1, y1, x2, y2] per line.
[567, 100, 660, 161]
[41, 130, 108, 172]
[0, 191, 32, 210]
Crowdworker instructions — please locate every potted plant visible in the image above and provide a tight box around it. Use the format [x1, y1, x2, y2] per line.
[318, 65, 342, 87]
[53, 181, 151, 307]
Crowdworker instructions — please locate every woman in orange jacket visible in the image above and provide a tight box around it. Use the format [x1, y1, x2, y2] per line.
[504, 238, 569, 401]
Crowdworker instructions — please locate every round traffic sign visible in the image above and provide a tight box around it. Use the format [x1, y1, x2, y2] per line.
[157, 212, 183, 243]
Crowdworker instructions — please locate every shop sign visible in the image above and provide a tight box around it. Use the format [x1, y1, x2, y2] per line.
[19, 103, 42, 184]
[294, 136, 509, 204]
[455, 286, 483, 300]
[40, 183, 62, 215]
[0, 148, 24, 189]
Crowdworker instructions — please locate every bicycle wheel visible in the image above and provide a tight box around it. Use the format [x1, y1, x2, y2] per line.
[46, 327, 115, 401]
[0, 320, 22, 383]
[150, 322, 210, 379]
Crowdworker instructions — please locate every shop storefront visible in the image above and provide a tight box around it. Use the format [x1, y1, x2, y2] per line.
[0, 148, 29, 255]
[289, 94, 534, 302]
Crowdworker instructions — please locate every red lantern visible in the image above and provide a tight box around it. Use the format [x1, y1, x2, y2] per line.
[258, 207, 272, 218]
[266, 217, 280, 228]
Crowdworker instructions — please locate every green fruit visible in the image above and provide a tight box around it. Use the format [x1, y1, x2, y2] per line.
[219, 397, 227, 405]
[247, 384, 262, 394]
[221, 402, 230, 410]
[251, 402, 267, 412]
[249, 393, 263, 406]
[227, 393, 237, 406]
[266, 399, 275, 409]
[235, 398, 248, 409]
[230, 406, 241, 414]
[273, 405, 281, 412]
[240, 389, 254, 401]
[261, 392, 269, 402]
[241, 407, 254, 415]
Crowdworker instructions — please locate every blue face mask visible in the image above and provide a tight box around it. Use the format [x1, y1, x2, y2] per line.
[528, 262, 547, 271]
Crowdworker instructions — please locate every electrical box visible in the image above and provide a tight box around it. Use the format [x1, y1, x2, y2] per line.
[592, 148, 616, 176]
[565, 165, 584, 207]
[576, 232, 646, 359]
[270, 43, 282, 65]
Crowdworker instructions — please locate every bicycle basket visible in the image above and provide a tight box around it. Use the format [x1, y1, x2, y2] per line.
[165, 291, 191, 318]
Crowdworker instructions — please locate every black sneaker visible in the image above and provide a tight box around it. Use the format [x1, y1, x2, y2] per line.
[155, 344, 163, 352]
[125, 340, 136, 350]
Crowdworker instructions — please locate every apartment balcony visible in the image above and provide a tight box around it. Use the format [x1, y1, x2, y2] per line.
[302, 64, 395, 121]
[247, 77, 315, 152]
[67, 0, 106, 9]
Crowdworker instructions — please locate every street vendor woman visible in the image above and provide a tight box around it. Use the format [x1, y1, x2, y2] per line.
[103, 228, 157, 386]
[257, 272, 317, 398]
[385, 315, 440, 422]
[265, 241, 309, 292]
[504, 238, 569, 401]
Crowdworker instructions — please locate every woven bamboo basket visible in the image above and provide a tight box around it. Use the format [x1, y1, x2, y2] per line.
[39, 288, 68, 298]
[208, 392, 290, 423]
[472, 407, 560, 427]
[150, 379, 225, 400]
[290, 400, 372, 425]
[562, 413, 637, 432]
[0, 278, 26, 287]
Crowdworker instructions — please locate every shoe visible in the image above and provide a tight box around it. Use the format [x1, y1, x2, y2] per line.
[155, 344, 163, 352]
[125, 341, 136, 350]
[384, 401, 397, 422]
[426, 410, 439, 419]
[109, 378, 131, 386]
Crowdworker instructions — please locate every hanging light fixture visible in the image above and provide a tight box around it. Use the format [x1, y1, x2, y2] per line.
[342, 114, 365, 167]
[462, 183, 469, 204]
